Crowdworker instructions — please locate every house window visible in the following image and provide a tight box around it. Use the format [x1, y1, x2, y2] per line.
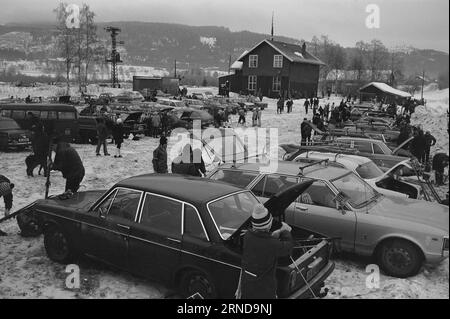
[249, 55, 258, 68]
[272, 76, 281, 92]
[273, 55, 283, 68]
[248, 75, 257, 91]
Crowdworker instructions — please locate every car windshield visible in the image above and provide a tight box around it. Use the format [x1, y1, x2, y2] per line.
[0, 119, 20, 130]
[356, 161, 384, 179]
[331, 172, 379, 208]
[207, 191, 259, 240]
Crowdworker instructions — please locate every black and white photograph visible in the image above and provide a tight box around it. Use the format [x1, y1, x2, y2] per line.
[0, 0, 448, 302]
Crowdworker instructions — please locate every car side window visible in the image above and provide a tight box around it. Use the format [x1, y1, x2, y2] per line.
[354, 141, 373, 153]
[253, 175, 298, 198]
[298, 180, 336, 209]
[94, 189, 117, 216]
[183, 204, 208, 241]
[140, 194, 182, 237]
[107, 188, 142, 222]
[372, 143, 385, 154]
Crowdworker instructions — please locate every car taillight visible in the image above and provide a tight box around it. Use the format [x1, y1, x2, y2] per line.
[288, 269, 298, 292]
[443, 237, 449, 255]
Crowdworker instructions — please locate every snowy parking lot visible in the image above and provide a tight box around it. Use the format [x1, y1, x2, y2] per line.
[0, 85, 448, 299]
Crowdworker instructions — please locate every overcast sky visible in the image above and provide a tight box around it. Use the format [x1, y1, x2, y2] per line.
[0, 0, 448, 52]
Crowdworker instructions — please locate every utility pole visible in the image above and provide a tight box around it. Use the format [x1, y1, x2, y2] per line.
[174, 60, 177, 78]
[228, 54, 232, 74]
[421, 69, 425, 102]
[105, 26, 123, 88]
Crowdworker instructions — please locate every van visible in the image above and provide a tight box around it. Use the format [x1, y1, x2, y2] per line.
[0, 103, 79, 142]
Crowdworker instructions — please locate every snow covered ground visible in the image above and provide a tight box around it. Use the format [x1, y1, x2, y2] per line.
[0, 85, 448, 299]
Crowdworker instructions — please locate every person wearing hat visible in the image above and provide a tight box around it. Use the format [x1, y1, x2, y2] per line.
[112, 118, 125, 158]
[153, 136, 168, 173]
[239, 204, 294, 299]
[0, 175, 14, 218]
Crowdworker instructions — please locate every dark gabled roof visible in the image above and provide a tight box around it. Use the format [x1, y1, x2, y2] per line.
[117, 174, 245, 205]
[238, 39, 325, 66]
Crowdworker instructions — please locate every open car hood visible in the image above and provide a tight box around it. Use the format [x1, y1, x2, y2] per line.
[228, 181, 314, 241]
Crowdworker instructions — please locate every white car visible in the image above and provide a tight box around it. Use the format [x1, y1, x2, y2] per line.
[171, 128, 267, 173]
[293, 152, 422, 200]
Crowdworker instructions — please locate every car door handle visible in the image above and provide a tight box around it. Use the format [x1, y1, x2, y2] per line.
[117, 224, 130, 230]
[167, 237, 181, 243]
[296, 206, 308, 212]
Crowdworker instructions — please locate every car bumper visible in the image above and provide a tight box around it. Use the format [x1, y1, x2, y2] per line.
[7, 141, 32, 148]
[287, 261, 335, 299]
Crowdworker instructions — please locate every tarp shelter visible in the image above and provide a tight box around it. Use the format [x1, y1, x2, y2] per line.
[359, 82, 412, 103]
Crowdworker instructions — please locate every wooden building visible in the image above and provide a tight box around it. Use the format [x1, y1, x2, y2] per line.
[219, 39, 324, 98]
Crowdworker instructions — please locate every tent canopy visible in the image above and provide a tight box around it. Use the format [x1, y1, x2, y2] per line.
[359, 82, 412, 98]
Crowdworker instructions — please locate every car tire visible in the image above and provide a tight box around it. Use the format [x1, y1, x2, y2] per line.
[180, 270, 217, 299]
[17, 212, 42, 237]
[377, 239, 423, 278]
[44, 226, 75, 264]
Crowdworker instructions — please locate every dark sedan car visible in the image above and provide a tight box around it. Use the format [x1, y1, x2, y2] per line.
[15, 175, 334, 299]
[0, 116, 32, 151]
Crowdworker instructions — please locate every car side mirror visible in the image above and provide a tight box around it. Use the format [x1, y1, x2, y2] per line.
[335, 201, 346, 215]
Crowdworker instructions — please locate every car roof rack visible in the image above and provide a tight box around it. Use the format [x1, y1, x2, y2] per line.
[298, 159, 329, 175]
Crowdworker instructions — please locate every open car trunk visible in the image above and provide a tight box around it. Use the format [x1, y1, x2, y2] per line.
[227, 182, 334, 298]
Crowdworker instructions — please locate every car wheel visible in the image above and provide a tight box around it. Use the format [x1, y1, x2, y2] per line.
[17, 212, 42, 237]
[377, 239, 423, 278]
[180, 270, 217, 299]
[44, 226, 74, 264]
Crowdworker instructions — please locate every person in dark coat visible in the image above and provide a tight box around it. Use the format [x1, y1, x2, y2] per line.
[239, 204, 293, 299]
[304, 99, 310, 115]
[0, 175, 14, 218]
[171, 144, 198, 176]
[153, 136, 168, 174]
[410, 129, 427, 163]
[193, 148, 206, 177]
[301, 118, 312, 145]
[432, 152, 449, 186]
[51, 140, 85, 193]
[424, 131, 437, 165]
[112, 118, 125, 158]
[30, 130, 50, 177]
[397, 125, 412, 148]
[286, 99, 293, 113]
[95, 117, 110, 156]
[238, 107, 246, 126]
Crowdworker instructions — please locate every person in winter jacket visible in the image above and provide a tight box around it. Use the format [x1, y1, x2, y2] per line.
[239, 204, 293, 299]
[51, 140, 85, 193]
[95, 117, 110, 156]
[112, 118, 125, 158]
[171, 144, 199, 176]
[410, 129, 427, 163]
[301, 118, 312, 145]
[424, 131, 437, 164]
[152, 136, 168, 174]
[304, 99, 310, 115]
[0, 175, 14, 217]
[432, 152, 449, 186]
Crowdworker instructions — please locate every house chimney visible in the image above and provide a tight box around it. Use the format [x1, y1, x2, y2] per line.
[302, 42, 306, 55]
